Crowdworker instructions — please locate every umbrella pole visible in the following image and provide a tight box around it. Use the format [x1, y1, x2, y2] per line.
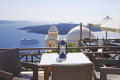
[106, 30, 107, 40]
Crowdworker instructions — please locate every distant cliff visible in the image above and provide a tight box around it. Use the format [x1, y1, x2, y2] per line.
[18, 23, 79, 35]
[18, 23, 101, 35]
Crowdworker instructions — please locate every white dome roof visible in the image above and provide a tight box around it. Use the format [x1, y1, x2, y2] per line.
[48, 25, 58, 32]
[66, 25, 95, 43]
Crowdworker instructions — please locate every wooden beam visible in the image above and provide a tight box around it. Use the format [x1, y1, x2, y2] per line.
[80, 23, 82, 41]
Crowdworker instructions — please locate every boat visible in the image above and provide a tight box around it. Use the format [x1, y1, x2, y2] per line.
[20, 38, 39, 44]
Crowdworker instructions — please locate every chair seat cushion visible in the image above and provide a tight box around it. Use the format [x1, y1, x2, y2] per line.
[94, 70, 120, 80]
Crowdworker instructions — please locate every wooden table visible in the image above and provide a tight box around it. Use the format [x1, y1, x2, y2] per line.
[40, 53, 92, 80]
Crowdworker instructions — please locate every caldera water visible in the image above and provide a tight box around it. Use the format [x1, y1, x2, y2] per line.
[0, 23, 66, 48]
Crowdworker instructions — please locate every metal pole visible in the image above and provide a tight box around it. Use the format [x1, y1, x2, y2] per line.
[79, 23, 82, 47]
[80, 23, 82, 41]
[89, 23, 91, 45]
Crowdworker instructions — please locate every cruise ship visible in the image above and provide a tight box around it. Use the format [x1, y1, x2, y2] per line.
[20, 38, 39, 44]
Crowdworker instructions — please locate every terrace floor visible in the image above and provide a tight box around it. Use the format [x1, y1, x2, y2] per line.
[21, 71, 44, 80]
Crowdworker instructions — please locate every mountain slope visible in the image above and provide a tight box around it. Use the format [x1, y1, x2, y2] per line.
[19, 23, 79, 35]
[18, 23, 101, 35]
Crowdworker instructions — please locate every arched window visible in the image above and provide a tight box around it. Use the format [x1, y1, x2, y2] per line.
[48, 43, 52, 47]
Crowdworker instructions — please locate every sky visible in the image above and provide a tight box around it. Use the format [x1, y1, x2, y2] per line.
[0, 0, 120, 24]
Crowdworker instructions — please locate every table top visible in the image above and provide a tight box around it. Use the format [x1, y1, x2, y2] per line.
[40, 53, 92, 66]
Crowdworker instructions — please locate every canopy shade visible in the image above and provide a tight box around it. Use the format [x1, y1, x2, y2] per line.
[100, 19, 120, 33]
[91, 16, 114, 27]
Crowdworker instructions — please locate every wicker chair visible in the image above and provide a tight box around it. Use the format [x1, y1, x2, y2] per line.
[52, 63, 93, 80]
[93, 58, 120, 80]
[0, 49, 38, 80]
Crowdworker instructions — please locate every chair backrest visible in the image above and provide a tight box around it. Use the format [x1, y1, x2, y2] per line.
[52, 63, 93, 80]
[0, 49, 21, 76]
[93, 58, 119, 71]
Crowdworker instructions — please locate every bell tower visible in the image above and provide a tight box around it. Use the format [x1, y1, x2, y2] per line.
[45, 25, 60, 47]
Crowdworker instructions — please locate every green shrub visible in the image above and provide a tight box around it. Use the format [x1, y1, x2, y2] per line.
[67, 43, 78, 52]
[51, 43, 78, 53]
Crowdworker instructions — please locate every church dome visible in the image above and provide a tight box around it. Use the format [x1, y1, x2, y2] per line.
[48, 25, 58, 32]
[66, 25, 95, 43]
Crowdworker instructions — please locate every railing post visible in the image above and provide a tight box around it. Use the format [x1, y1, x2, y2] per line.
[114, 47, 116, 54]
[26, 55, 28, 62]
[97, 37, 98, 46]
[31, 55, 33, 63]
[38, 50, 40, 54]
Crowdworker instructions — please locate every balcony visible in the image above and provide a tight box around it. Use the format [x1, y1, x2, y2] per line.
[1, 39, 120, 80]
[0, 46, 120, 80]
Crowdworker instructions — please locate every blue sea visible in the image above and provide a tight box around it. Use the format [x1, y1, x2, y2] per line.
[0, 23, 120, 60]
[0, 23, 66, 48]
